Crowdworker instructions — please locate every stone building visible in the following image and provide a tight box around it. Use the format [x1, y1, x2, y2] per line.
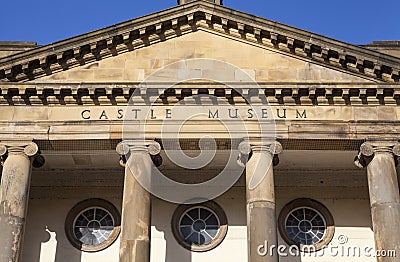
[0, 0, 400, 261]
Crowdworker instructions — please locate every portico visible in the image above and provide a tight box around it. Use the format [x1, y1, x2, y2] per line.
[0, 79, 400, 262]
[1, 136, 399, 262]
[0, 136, 397, 262]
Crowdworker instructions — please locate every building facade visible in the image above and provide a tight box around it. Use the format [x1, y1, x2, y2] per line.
[1, 1, 400, 261]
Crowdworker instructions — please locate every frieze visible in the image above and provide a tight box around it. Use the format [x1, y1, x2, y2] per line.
[79, 107, 308, 121]
[0, 105, 399, 122]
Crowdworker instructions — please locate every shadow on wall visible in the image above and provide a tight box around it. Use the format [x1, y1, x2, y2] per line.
[22, 200, 83, 262]
[24, 225, 83, 262]
[41, 226, 83, 262]
[23, 197, 123, 262]
[165, 235, 192, 262]
[153, 223, 192, 262]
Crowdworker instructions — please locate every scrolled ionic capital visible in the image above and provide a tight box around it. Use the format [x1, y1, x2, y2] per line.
[354, 140, 400, 168]
[0, 141, 39, 157]
[239, 140, 282, 156]
[0, 141, 42, 167]
[116, 140, 161, 156]
[360, 141, 400, 157]
[116, 140, 162, 167]
[238, 140, 282, 167]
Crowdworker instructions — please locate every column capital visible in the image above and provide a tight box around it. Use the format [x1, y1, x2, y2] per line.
[360, 140, 400, 157]
[0, 141, 39, 157]
[116, 140, 161, 156]
[239, 139, 282, 156]
[354, 139, 400, 168]
[238, 139, 282, 167]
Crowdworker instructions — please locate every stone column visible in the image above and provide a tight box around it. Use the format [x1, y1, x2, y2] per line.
[239, 140, 282, 262]
[116, 140, 161, 262]
[356, 140, 400, 262]
[0, 141, 39, 262]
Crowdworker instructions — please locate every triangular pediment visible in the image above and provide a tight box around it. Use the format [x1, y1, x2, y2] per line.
[0, 0, 399, 83]
[35, 30, 374, 83]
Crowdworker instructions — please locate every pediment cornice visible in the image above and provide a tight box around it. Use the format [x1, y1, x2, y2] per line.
[0, 0, 399, 82]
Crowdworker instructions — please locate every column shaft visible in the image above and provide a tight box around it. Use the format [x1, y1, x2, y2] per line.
[246, 146, 278, 262]
[0, 143, 37, 262]
[119, 150, 152, 262]
[366, 152, 400, 262]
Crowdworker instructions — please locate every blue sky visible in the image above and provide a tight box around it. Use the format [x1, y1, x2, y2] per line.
[1, 0, 399, 45]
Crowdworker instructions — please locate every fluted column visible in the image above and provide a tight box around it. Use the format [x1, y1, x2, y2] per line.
[355, 140, 400, 262]
[116, 140, 161, 262]
[0, 141, 39, 262]
[239, 139, 282, 262]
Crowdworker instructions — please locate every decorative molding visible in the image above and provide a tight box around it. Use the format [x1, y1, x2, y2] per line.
[0, 1, 399, 82]
[0, 82, 400, 106]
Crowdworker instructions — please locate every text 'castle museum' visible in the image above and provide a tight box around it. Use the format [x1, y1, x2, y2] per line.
[1, 0, 400, 261]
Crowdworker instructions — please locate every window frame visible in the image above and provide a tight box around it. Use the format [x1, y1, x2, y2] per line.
[171, 201, 228, 252]
[278, 198, 335, 251]
[65, 198, 121, 252]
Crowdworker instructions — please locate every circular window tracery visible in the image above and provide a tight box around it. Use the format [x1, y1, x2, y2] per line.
[285, 207, 327, 246]
[65, 199, 121, 252]
[73, 207, 115, 246]
[278, 199, 334, 251]
[172, 201, 228, 252]
[179, 206, 220, 245]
